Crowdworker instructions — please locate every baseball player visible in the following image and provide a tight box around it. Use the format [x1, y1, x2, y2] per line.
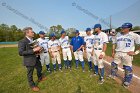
[37, 31, 50, 72]
[84, 28, 94, 72]
[109, 23, 140, 87]
[92, 24, 108, 84]
[70, 30, 85, 72]
[59, 30, 72, 70]
[48, 33, 62, 72]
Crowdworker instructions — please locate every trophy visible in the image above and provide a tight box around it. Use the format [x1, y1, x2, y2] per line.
[29, 40, 44, 54]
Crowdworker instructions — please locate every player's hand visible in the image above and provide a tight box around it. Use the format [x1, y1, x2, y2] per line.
[112, 52, 115, 58]
[51, 53, 54, 58]
[77, 48, 81, 51]
[91, 52, 94, 56]
[99, 54, 104, 59]
[59, 51, 62, 55]
[127, 51, 136, 56]
[33, 46, 41, 52]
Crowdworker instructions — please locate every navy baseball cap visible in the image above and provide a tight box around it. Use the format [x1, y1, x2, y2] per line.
[61, 30, 66, 34]
[50, 33, 56, 37]
[39, 31, 45, 34]
[75, 30, 79, 33]
[120, 23, 133, 28]
[86, 28, 91, 32]
[93, 24, 101, 29]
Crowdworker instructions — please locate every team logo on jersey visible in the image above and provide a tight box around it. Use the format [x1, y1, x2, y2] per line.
[51, 43, 58, 46]
[117, 38, 131, 42]
[40, 42, 47, 45]
[62, 40, 68, 44]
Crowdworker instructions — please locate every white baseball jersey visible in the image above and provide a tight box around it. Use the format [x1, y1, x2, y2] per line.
[37, 38, 49, 52]
[59, 36, 70, 49]
[84, 35, 95, 48]
[48, 39, 60, 52]
[113, 32, 140, 52]
[94, 32, 108, 49]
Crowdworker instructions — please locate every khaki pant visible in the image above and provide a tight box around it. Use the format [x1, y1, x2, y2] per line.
[52, 51, 61, 64]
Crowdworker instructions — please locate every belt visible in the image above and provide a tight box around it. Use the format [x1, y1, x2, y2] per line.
[86, 47, 92, 49]
[52, 50, 59, 52]
[94, 48, 102, 50]
[63, 47, 69, 49]
[44, 52, 48, 53]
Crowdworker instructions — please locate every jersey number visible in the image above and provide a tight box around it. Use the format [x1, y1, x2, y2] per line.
[126, 43, 130, 47]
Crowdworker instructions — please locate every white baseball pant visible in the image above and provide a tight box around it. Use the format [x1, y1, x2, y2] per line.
[40, 52, 50, 66]
[86, 47, 93, 62]
[114, 51, 133, 66]
[93, 50, 105, 68]
[62, 48, 72, 61]
[74, 50, 84, 62]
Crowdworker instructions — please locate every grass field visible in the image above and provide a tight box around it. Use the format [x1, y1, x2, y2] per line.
[0, 47, 131, 93]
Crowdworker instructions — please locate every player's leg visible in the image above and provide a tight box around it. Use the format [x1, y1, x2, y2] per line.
[87, 51, 92, 71]
[78, 50, 85, 72]
[122, 54, 133, 87]
[96, 50, 105, 84]
[74, 51, 79, 68]
[98, 59, 105, 84]
[44, 53, 51, 72]
[67, 48, 72, 70]
[56, 51, 62, 71]
[123, 65, 133, 87]
[39, 53, 45, 66]
[62, 49, 68, 69]
[52, 52, 57, 71]
[109, 52, 121, 78]
[93, 51, 98, 75]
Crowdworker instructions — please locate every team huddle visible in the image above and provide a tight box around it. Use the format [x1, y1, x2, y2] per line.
[18, 23, 140, 91]
[36, 23, 140, 87]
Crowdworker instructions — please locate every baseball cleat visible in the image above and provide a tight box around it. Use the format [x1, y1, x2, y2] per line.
[123, 82, 130, 88]
[82, 69, 85, 72]
[98, 78, 105, 84]
[107, 75, 116, 79]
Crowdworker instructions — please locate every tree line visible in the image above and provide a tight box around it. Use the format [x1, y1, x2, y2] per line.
[0, 23, 140, 42]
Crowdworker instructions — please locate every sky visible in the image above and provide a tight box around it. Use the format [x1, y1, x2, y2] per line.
[0, 0, 140, 33]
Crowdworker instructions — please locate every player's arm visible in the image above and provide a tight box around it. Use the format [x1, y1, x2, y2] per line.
[127, 34, 140, 56]
[99, 34, 108, 59]
[58, 40, 62, 54]
[48, 48, 54, 58]
[70, 38, 74, 53]
[77, 37, 84, 51]
[112, 44, 116, 58]
[101, 34, 108, 56]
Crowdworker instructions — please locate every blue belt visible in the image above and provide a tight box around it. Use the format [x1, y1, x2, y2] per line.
[63, 47, 69, 49]
[86, 47, 92, 49]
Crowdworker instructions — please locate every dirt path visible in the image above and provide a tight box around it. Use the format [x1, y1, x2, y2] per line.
[0, 44, 18, 48]
[104, 56, 140, 93]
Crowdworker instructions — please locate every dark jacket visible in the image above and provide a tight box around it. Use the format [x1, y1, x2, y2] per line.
[18, 37, 36, 66]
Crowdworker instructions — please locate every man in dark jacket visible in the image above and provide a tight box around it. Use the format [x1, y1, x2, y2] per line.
[18, 27, 46, 91]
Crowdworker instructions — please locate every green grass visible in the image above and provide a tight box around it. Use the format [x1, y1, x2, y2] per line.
[0, 47, 130, 93]
[106, 42, 140, 67]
